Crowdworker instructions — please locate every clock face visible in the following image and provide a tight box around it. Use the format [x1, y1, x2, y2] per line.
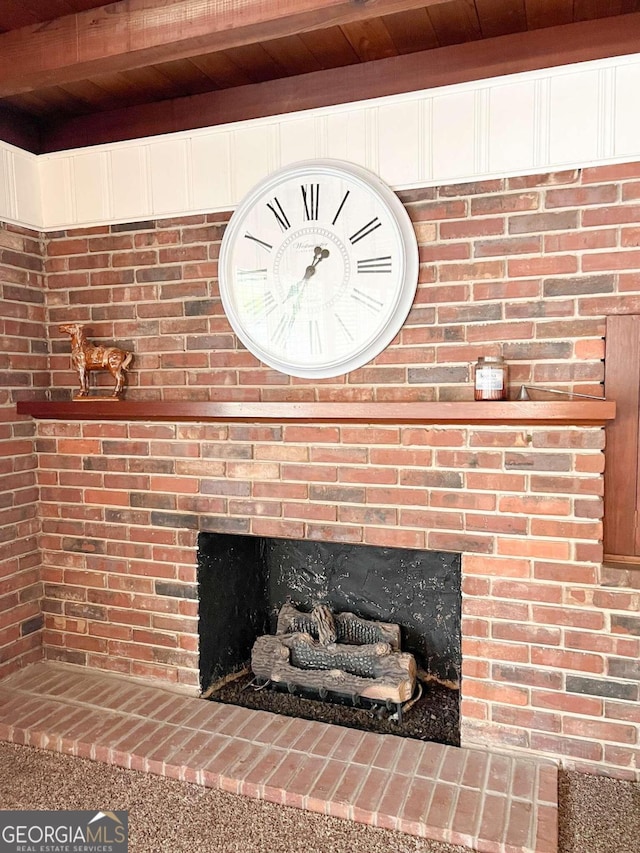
[219, 159, 419, 378]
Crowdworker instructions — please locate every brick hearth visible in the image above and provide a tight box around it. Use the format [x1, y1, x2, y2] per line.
[0, 662, 558, 853]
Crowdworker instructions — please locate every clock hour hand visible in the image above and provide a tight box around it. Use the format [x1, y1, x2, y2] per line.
[311, 246, 330, 270]
[285, 246, 330, 302]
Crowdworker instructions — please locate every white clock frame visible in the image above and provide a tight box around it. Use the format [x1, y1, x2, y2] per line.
[218, 159, 419, 379]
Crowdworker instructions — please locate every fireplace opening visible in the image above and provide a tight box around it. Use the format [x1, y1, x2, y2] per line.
[197, 532, 461, 746]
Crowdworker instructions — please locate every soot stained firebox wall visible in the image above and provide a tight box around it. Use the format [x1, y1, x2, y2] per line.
[197, 532, 461, 696]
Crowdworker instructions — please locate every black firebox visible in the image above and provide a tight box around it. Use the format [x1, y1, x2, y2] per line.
[197, 532, 462, 745]
[197, 532, 461, 693]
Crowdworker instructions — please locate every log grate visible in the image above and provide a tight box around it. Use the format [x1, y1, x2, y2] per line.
[251, 603, 418, 719]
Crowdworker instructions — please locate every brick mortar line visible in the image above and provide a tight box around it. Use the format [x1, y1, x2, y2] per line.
[472, 746, 496, 845]
[300, 756, 346, 815]
[463, 663, 632, 681]
[499, 756, 520, 851]
[458, 786, 490, 850]
[470, 719, 636, 760]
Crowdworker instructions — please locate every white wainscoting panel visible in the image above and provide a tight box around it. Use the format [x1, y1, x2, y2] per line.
[6, 53, 640, 232]
[40, 155, 73, 231]
[109, 145, 150, 223]
[73, 149, 110, 226]
[190, 131, 233, 213]
[230, 125, 275, 200]
[377, 100, 422, 188]
[278, 115, 324, 166]
[149, 139, 190, 215]
[0, 142, 40, 229]
[487, 80, 537, 175]
[548, 69, 603, 166]
[0, 146, 12, 222]
[325, 108, 369, 167]
[13, 148, 40, 228]
[431, 90, 477, 181]
[614, 62, 640, 158]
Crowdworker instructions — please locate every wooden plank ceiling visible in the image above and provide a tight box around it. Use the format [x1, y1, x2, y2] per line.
[1, 0, 640, 153]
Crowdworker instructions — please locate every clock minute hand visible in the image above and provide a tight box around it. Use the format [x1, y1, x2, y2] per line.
[285, 263, 316, 302]
[285, 246, 330, 302]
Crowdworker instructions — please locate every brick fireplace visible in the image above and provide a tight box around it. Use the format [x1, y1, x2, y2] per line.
[2, 164, 640, 782]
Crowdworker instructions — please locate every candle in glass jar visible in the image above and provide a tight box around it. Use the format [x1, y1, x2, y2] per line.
[473, 356, 508, 401]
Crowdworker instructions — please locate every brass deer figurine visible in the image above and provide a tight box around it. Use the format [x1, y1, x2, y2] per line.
[59, 323, 133, 399]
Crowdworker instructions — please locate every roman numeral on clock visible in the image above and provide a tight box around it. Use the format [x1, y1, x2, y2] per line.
[349, 217, 382, 245]
[331, 190, 350, 225]
[266, 197, 291, 231]
[244, 290, 277, 318]
[301, 184, 319, 221]
[244, 232, 273, 251]
[238, 268, 268, 282]
[335, 313, 354, 342]
[273, 313, 295, 347]
[357, 256, 392, 273]
[351, 288, 383, 312]
[308, 319, 322, 354]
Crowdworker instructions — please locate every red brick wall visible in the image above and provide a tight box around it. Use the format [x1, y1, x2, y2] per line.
[0, 222, 46, 677]
[25, 165, 640, 777]
[47, 171, 614, 403]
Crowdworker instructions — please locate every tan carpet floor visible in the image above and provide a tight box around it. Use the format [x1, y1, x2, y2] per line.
[1, 742, 639, 853]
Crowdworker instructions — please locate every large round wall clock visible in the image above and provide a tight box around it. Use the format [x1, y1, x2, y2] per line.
[218, 159, 419, 378]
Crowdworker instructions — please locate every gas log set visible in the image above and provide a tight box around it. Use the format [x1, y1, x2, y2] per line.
[251, 603, 418, 722]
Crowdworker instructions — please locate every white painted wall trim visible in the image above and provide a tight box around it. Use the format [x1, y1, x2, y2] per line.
[0, 141, 41, 229]
[4, 51, 640, 232]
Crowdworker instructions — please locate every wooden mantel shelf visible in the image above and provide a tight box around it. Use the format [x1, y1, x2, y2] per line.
[16, 399, 616, 425]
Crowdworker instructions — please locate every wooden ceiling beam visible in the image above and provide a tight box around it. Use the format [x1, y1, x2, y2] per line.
[0, 0, 448, 97]
[42, 13, 640, 153]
